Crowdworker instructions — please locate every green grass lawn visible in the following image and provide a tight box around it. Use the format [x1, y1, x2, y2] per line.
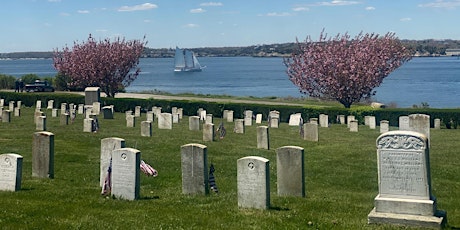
[0, 106, 458, 229]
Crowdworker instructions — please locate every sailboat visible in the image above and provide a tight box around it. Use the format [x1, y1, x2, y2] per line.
[174, 47, 204, 72]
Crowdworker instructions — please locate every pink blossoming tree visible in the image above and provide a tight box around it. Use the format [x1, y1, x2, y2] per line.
[284, 31, 413, 108]
[53, 35, 146, 97]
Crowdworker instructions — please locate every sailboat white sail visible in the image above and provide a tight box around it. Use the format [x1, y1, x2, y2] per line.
[174, 47, 204, 72]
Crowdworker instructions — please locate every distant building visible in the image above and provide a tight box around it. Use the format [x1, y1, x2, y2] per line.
[445, 49, 460, 56]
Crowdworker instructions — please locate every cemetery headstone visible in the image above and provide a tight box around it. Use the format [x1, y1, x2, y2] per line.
[434, 118, 441, 129]
[92, 102, 101, 115]
[237, 156, 270, 209]
[349, 120, 358, 132]
[152, 107, 162, 117]
[257, 126, 269, 150]
[409, 114, 430, 140]
[83, 118, 95, 132]
[309, 118, 318, 125]
[347, 115, 355, 128]
[255, 114, 262, 124]
[111, 148, 141, 200]
[319, 114, 328, 128]
[338, 115, 345, 124]
[289, 113, 302, 126]
[369, 116, 376, 129]
[126, 115, 135, 128]
[84, 87, 100, 105]
[60, 103, 67, 115]
[100, 137, 126, 187]
[172, 113, 180, 123]
[0, 153, 23, 191]
[141, 121, 152, 137]
[269, 117, 279, 128]
[226, 110, 234, 122]
[244, 110, 253, 126]
[203, 123, 214, 142]
[134, 106, 141, 117]
[181, 143, 209, 195]
[14, 107, 20, 117]
[380, 120, 390, 133]
[158, 113, 172, 129]
[32, 131, 54, 178]
[146, 111, 154, 122]
[35, 100, 41, 110]
[2, 110, 11, 123]
[77, 104, 84, 114]
[52, 109, 58, 117]
[102, 106, 114, 119]
[368, 130, 446, 228]
[365, 116, 371, 126]
[9, 101, 15, 112]
[177, 108, 183, 119]
[303, 123, 318, 142]
[399, 116, 410, 130]
[234, 119, 245, 134]
[199, 110, 207, 122]
[205, 114, 213, 124]
[36, 116, 46, 131]
[189, 116, 200, 131]
[60, 113, 69, 125]
[47, 100, 54, 109]
[276, 146, 305, 197]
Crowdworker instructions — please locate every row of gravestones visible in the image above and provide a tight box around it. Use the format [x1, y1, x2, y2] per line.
[0, 129, 447, 228]
[1, 90, 448, 228]
[101, 138, 306, 204]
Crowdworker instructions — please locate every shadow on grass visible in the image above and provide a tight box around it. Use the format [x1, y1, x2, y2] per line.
[141, 195, 160, 200]
[269, 206, 290, 211]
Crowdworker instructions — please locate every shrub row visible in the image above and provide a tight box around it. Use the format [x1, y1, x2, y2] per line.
[2, 91, 460, 128]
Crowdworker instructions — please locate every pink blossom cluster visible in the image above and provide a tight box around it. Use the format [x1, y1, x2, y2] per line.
[284, 31, 412, 108]
[53, 35, 146, 97]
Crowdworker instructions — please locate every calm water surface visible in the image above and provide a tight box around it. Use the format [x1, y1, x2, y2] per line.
[1, 56, 459, 108]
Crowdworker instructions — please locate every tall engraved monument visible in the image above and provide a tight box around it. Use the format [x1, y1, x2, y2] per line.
[368, 131, 446, 228]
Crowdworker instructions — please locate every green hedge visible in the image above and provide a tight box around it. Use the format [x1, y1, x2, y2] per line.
[2, 91, 460, 128]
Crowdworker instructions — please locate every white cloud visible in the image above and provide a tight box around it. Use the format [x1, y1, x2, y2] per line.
[48, 0, 61, 2]
[200, 2, 223, 7]
[293, 7, 309, 11]
[77, 10, 90, 14]
[144, 19, 152, 23]
[418, 0, 460, 9]
[118, 3, 158, 12]
[190, 8, 206, 13]
[315, 0, 360, 6]
[266, 12, 292, 16]
[96, 29, 108, 32]
[59, 12, 70, 16]
[184, 23, 200, 28]
[400, 17, 412, 21]
[365, 6, 375, 10]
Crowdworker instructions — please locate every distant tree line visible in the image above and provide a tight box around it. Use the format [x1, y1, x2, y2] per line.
[1, 39, 460, 59]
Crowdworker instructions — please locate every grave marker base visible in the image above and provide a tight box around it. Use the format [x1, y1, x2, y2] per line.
[368, 208, 446, 229]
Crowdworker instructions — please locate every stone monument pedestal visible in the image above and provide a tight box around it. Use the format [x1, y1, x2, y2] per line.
[368, 130, 446, 229]
[368, 207, 446, 229]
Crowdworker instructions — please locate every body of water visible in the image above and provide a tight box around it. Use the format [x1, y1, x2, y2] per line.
[1, 56, 459, 108]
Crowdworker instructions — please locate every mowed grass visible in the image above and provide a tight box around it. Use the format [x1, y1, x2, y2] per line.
[0, 106, 459, 229]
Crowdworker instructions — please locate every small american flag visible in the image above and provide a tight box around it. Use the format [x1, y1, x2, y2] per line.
[101, 158, 112, 195]
[216, 122, 226, 139]
[209, 164, 218, 193]
[140, 160, 158, 177]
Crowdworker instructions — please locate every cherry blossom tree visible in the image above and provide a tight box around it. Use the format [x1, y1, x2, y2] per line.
[284, 31, 413, 108]
[53, 35, 146, 97]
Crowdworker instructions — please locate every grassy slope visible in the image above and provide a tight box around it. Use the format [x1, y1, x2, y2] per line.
[0, 106, 458, 229]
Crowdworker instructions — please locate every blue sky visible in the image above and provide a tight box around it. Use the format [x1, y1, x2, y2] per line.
[1, 0, 459, 52]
